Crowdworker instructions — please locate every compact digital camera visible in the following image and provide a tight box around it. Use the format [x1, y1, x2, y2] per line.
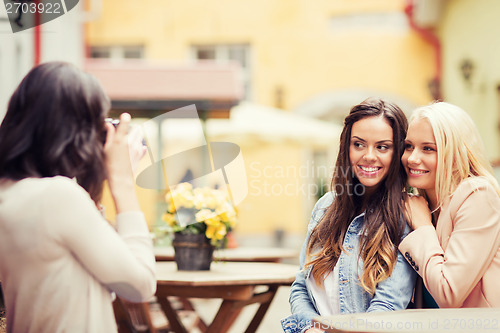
[105, 118, 120, 128]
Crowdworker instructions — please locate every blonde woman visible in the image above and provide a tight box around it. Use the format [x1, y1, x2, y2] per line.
[400, 101, 500, 308]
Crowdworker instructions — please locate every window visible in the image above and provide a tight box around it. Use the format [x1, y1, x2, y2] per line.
[89, 47, 111, 59]
[195, 47, 216, 60]
[191, 44, 251, 99]
[89, 45, 144, 60]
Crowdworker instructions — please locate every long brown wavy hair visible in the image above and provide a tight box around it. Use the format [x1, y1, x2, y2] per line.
[305, 98, 408, 294]
[0, 62, 110, 203]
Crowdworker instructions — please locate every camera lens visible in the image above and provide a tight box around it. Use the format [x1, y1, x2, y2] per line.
[105, 118, 120, 128]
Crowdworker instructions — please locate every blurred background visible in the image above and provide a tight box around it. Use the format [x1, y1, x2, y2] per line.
[2, 0, 500, 254]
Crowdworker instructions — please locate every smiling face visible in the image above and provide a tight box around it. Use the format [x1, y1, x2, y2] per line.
[402, 118, 438, 204]
[349, 116, 394, 196]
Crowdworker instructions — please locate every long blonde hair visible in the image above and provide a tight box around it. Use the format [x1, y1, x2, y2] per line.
[410, 102, 500, 207]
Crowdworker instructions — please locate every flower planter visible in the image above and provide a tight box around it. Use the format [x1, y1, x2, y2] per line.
[172, 233, 215, 271]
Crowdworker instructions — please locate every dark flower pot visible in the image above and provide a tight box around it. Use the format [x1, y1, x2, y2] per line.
[172, 233, 214, 270]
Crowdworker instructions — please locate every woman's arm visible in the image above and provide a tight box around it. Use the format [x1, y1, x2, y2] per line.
[399, 183, 500, 307]
[43, 177, 156, 302]
[287, 235, 321, 326]
[283, 193, 334, 333]
[284, 223, 321, 333]
[104, 113, 146, 213]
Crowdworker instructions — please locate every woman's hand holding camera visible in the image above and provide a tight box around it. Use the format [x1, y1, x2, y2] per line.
[104, 113, 146, 213]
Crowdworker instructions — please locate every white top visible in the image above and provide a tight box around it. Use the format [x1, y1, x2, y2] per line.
[307, 263, 340, 316]
[0, 176, 156, 333]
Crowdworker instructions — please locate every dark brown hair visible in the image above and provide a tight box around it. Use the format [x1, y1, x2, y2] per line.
[0, 61, 110, 203]
[305, 97, 408, 294]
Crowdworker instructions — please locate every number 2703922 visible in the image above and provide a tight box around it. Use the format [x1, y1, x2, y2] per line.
[5, 2, 62, 15]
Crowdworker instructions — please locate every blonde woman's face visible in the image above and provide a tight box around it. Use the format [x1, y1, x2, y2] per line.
[402, 118, 438, 194]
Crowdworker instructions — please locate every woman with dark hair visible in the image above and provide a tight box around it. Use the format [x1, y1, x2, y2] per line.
[0, 62, 155, 332]
[282, 98, 416, 333]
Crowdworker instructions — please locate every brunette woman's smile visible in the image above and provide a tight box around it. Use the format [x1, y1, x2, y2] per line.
[357, 165, 383, 176]
[349, 116, 394, 193]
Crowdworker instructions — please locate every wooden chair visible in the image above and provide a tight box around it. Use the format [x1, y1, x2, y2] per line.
[113, 297, 169, 333]
[113, 296, 205, 333]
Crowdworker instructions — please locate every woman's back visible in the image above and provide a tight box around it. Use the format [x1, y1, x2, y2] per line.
[432, 177, 500, 307]
[0, 62, 155, 332]
[0, 177, 155, 332]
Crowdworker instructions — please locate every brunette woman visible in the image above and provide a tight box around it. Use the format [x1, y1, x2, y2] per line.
[0, 62, 155, 332]
[282, 98, 416, 333]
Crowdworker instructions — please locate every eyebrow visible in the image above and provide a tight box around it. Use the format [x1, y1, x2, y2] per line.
[405, 139, 436, 145]
[352, 136, 393, 144]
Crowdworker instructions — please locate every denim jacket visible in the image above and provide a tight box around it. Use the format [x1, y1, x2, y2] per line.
[281, 192, 416, 333]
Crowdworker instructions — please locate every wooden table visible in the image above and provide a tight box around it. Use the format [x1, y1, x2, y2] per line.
[154, 246, 298, 263]
[313, 308, 500, 333]
[155, 261, 298, 333]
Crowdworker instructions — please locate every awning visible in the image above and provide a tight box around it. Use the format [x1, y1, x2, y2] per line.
[207, 102, 342, 149]
[84, 60, 243, 119]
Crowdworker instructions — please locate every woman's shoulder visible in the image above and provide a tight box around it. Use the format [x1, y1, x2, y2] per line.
[454, 176, 497, 196]
[21, 176, 78, 190]
[315, 191, 335, 209]
[450, 176, 500, 209]
[310, 192, 335, 224]
[44, 176, 91, 200]
[0, 176, 72, 193]
[18, 176, 87, 201]
[0, 177, 86, 216]
[44, 176, 80, 188]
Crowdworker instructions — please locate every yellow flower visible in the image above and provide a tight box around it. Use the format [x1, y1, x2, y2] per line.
[216, 202, 237, 226]
[162, 212, 177, 227]
[165, 192, 176, 213]
[163, 182, 238, 246]
[203, 191, 219, 210]
[193, 189, 207, 210]
[176, 182, 193, 192]
[171, 190, 194, 209]
[195, 209, 221, 226]
[195, 209, 212, 222]
[206, 223, 227, 241]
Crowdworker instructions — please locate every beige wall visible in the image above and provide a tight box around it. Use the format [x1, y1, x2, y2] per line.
[87, 0, 435, 110]
[439, 0, 500, 160]
[237, 143, 309, 234]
